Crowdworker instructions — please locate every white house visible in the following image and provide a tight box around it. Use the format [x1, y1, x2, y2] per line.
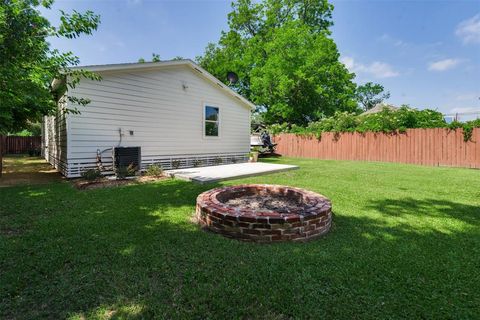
[42, 59, 254, 178]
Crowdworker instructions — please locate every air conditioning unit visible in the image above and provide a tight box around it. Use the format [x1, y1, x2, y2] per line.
[113, 147, 141, 172]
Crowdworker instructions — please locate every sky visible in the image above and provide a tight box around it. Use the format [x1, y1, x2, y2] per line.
[42, 0, 480, 115]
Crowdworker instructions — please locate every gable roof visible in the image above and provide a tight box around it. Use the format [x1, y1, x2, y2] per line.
[361, 103, 399, 115]
[66, 59, 255, 110]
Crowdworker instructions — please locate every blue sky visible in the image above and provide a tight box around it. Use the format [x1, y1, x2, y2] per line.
[43, 0, 480, 115]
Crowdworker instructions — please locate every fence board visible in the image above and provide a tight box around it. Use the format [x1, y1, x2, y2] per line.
[0, 136, 41, 155]
[273, 128, 480, 169]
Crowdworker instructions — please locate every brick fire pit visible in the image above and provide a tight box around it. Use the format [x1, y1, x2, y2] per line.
[195, 184, 332, 242]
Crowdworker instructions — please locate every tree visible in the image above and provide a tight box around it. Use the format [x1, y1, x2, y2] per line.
[0, 0, 100, 175]
[138, 53, 162, 63]
[197, 0, 358, 125]
[355, 82, 390, 111]
[0, 0, 100, 133]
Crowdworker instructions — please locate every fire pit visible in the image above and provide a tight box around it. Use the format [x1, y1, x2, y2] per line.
[196, 184, 332, 242]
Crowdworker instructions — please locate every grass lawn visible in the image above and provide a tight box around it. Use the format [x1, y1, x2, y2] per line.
[1, 157, 479, 319]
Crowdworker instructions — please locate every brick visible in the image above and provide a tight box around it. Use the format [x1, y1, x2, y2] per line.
[270, 223, 290, 229]
[269, 217, 286, 224]
[238, 215, 257, 223]
[252, 223, 271, 229]
[305, 229, 322, 237]
[243, 229, 262, 235]
[224, 214, 238, 222]
[271, 235, 283, 241]
[237, 222, 251, 228]
[290, 234, 306, 241]
[307, 218, 321, 225]
[255, 217, 269, 224]
[284, 215, 301, 222]
[262, 229, 282, 236]
[303, 225, 316, 232]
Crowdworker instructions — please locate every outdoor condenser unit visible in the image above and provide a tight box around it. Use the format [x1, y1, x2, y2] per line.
[113, 147, 141, 171]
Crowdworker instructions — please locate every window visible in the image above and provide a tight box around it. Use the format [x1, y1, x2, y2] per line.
[204, 106, 219, 137]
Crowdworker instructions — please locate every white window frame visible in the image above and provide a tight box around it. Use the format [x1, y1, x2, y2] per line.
[202, 102, 221, 139]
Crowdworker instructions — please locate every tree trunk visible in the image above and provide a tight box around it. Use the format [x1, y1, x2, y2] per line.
[0, 135, 3, 178]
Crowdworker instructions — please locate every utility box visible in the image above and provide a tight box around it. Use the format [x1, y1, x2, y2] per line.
[113, 147, 141, 172]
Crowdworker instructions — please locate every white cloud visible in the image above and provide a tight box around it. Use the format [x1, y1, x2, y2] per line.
[428, 58, 461, 71]
[341, 56, 400, 79]
[456, 14, 480, 44]
[456, 93, 479, 101]
[450, 107, 480, 113]
[378, 34, 408, 48]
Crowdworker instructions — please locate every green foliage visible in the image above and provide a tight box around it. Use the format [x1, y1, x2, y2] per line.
[213, 157, 223, 165]
[171, 159, 181, 169]
[80, 168, 102, 181]
[269, 106, 480, 142]
[116, 164, 137, 179]
[138, 53, 161, 63]
[197, 0, 358, 126]
[151, 53, 161, 62]
[10, 122, 41, 136]
[456, 118, 480, 142]
[0, 0, 101, 134]
[250, 146, 261, 153]
[356, 82, 390, 111]
[145, 164, 163, 177]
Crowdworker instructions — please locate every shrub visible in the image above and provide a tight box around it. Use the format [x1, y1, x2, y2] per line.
[81, 168, 102, 181]
[116, 164, 137, 179]
[213, 157, 223, 165]
[265, 106, 480, 141]
[171, 160, 181, 169]
[193, 159, 202, 167]
[145, 164, 163, 177]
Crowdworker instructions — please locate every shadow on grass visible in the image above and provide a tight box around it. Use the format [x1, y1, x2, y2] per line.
[365, 197, 480, 232]
[0, 156, 63, 187]
[1, 180, 479, 319]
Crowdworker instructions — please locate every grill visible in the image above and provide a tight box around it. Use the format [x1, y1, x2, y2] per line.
[113, 147, 141, 171]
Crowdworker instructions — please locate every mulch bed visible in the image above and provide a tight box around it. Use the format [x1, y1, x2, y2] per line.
[73, 175, 168, 190]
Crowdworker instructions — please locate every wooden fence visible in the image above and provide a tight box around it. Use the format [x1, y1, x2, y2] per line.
[273, 128, 480, 169]
[0, 136, 42, 155]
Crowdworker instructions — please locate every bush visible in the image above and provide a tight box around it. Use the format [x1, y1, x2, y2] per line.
[27, 148, 41, 157]
[81, 168, 102, 181]
[193, 159, 202, 167]
[171, 160, 181, 169]
[145, 164, 163, 177]
[266, 106, 480, 141]
[116, 164, 137, 179]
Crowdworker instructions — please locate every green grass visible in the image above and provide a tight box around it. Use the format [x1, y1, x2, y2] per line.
[1, 157, 479, 319]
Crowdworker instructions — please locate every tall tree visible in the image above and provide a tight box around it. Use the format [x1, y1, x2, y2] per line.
[0, 0, 101, 134]
[197, 0, 358, 125]
[355, 82, 391, 111]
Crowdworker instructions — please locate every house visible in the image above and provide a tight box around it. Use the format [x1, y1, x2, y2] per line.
[361, 103, 399, 115]
[42, 59, 254, 178]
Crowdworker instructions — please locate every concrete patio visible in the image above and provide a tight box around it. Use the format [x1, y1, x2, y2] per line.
[165, 162, 298, 184]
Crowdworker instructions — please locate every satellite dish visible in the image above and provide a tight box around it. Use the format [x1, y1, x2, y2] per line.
[227, 71, 239, 84]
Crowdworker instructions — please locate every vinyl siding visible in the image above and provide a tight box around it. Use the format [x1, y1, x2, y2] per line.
[64, 65, 251, 177]
[42, 97, 68, 176]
